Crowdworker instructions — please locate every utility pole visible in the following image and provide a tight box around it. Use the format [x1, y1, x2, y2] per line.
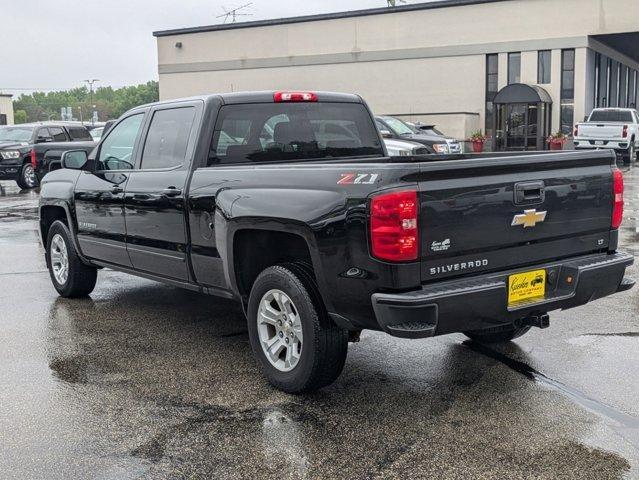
[83, 79, 99, 125]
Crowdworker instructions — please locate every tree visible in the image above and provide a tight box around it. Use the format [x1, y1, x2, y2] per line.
[13, 110, 27, 124]
[12, 81, 159, 123]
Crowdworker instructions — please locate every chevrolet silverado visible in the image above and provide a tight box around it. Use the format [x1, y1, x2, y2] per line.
[574, 108, 639, 164]
[38, 91, 634, 393]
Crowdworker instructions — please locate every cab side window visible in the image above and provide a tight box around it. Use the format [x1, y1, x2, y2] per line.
[49, 127, 67, 142]
[68, 127, 92, 141]
[97, 114, 144, 171]
[36, 128, 52, 143]
[140, 107, 195, 170]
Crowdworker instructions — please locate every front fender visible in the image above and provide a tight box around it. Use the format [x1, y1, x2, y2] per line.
[39, 170, 88, 262]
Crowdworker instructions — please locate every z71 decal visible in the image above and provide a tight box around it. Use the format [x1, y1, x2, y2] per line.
[337, 173, 379, 185]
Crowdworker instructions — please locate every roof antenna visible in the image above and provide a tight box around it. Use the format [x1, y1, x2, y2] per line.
[217, 3, 253, 23]
[387, 0, 407, 6]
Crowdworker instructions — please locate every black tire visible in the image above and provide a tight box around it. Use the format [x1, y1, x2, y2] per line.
[247, 263, 348, 393]
[46, 220, 97, 298]
[464, 325, 531, 344]
[16, 162, 39, 190]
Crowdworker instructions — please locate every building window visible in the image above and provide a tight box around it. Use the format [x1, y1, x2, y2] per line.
[537, 50, 551, 84]
[609, 60, 619, 107]
[485, 54, 499, 139]
[0, 114, 6, 126]
[597, 55, 610, 107]
[508, 52, 521, 84]
[620, 65, 629, 107]
[631, 71, 638, 108]
[560, 49, 575, 135]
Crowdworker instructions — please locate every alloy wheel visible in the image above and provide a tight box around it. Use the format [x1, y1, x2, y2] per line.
[23, 164, 36, 188]
[257, 289, 303, 372]
[50, 234, 69, 285]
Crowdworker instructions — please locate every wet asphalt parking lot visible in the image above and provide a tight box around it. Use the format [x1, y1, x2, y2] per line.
[1, 164, 638, 480]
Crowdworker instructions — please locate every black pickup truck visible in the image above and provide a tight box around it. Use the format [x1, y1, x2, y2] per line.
[38, 91, 634, 393]
[0, 123, 93, 189]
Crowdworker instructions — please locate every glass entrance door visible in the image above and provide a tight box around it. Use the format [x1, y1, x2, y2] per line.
[495, 102, 550, 151]
[505, 104, 527, 150]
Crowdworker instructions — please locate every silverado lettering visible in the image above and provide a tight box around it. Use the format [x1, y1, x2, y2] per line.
[430, 259, 489, 275]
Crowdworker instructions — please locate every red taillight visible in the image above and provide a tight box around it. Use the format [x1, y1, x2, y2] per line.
[622, 125, 628, 138]
[30, 148, 37, 169]
[574, 125, 579, 137]
[370, 190, 418, 262]
[274, 91, 318, 103]
[612, 169, 624, 229]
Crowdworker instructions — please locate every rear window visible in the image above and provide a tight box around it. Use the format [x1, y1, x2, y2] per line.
[68, 127, 92, 141]
[589, 110, 635, 123]
[209, 103, 383, 165]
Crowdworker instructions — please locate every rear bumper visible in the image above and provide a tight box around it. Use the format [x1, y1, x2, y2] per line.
[574, 139, 634, 151]
[372, 252, 634, 339]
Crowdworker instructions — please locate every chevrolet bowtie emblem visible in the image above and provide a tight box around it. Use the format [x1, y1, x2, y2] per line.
[511, 209, 547, 228]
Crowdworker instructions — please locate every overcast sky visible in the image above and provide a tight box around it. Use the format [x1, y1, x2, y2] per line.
[0, 0, 408, 96]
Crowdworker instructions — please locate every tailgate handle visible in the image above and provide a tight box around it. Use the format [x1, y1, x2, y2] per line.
[515, 181, 545, 204]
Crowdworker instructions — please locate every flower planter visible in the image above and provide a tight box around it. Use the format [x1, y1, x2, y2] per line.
[471, 140, 485, 153]
[549, 140, 564, 151]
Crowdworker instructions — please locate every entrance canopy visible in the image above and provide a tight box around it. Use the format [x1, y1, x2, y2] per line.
[493, 83, 553, 105]
[493, 84, 553, 152]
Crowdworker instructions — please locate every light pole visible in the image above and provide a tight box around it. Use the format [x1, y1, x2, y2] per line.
[83, 79, 99, 125]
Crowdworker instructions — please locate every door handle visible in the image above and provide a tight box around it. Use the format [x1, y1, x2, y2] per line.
[162, 187, 182, 197]
[514, 181, 545, 204]
[111, 186, 124, 194]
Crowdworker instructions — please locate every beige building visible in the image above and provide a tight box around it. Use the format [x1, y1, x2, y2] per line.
[154, 0, 639, 149]
[0, 94, 14, 125]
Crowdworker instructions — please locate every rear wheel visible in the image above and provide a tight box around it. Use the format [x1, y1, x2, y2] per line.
[626, 142, 636, 166]
[464, 325, 531, 344]
[247, 263, 348, 393]
[16, 162, 38, 189]
[46, 220, 97, 297]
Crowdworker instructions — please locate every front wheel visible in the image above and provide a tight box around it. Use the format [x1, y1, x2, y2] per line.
[247, 264, 348, 393]
[16, 162, 39, 189]
[46, 220, 97, 297]
[464, 325, 531, 344]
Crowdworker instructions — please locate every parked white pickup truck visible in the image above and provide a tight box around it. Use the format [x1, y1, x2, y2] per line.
[574, 108, 639, 164]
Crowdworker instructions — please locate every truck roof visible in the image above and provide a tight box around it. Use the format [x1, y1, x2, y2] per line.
[130, 91, 364, 112]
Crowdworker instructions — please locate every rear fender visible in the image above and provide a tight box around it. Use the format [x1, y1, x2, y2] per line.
[215, 187, 343, 311]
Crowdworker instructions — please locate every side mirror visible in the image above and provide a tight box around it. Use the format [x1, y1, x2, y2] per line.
[380, 129, 393, 139]
[61, 150, 89, 170]
[36, 136, 52, 144]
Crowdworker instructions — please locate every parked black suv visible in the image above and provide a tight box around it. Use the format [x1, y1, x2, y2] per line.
[0, 122, 92, 189]
[375, 115, 463, 154]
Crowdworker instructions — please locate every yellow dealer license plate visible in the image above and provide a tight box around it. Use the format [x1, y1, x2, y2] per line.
[508, 269, 546, 305]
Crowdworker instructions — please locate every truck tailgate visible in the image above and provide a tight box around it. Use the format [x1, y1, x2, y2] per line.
[418, 151, 616, 282]
[578, 123, 624, 140]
